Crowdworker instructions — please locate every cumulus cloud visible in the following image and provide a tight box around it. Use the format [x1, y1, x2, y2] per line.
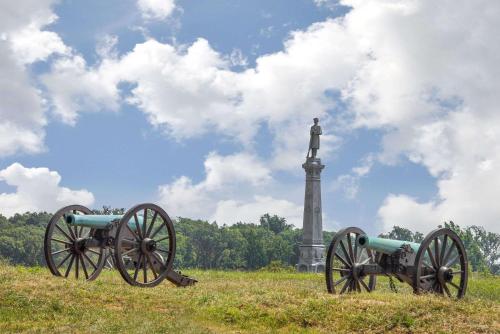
[137, 0, 176, 21]
[212, 196, 303, 226]
[0, 0, 69, 157]
[41, 54, 121, 124]
[157, 152, 303, 226]
[42, 19, 360, 168]
[35, 0, 500, 233]
[0, 163, 95, 217]
[337, 0, 500, 233]
[333, 154, 374, 199]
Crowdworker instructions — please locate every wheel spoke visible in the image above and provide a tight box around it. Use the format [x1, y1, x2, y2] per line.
[65, 220, 77, 240]
[73, 225, 79, 241]
[80, 255, 89, 280]
[420, 274, 436, 280]
[150, 222, 166, 239]
[55, 224, 74, 241]
[440, 234, 448, 266]
[52, 248, 70, 256]
[422, 261, 436, 271]
[353, 234, 359, 262]
[333, 275, 349, 287]
[78, 226, 84, 238]
[51, 238, 72, 246]
[146, 254, 158, 279]
[334, 252, 351, 267]
[359, 278, 371, 292]
[65, 255, 75, 278]
[442, 240, 455, 264]
[75, 253, 79, 279]
[339, 240, 353, 265]
[154, 235, 169, 243]
[434, 237, 440, 267]
[87, 248, 100, 255]
[125, 223, 140, 241]
[133, 254, 143, 281]
[82, 252, 97, 270]
[143, 256, 148, 283]
[146, 211, 158, 237]
[443, 283, 452, 297]
[142, 209, 148, 240]
[56, 252, 72, 269]
[340, 279, 351, 294]
[134, 214, 143, 240]
[121, 248, 138, 257]
[156, 248, 171, 254]
[451, 271, 464, 275]
[346, 234, 354, 264]
[448, 281, 460, 290]
[355, 280, 361, 292]
[427, 247, 439, 270]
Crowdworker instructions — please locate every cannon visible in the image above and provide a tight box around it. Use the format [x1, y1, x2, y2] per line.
[44, 203, 197, 287]
[325, 227, 468, 298]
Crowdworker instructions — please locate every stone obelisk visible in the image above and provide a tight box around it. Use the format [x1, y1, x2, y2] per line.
[297, 118, 325, 272]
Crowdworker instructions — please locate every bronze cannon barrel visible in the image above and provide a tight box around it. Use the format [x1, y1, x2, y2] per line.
[356, 235, 420, 255]
[65, 214, 143, 230]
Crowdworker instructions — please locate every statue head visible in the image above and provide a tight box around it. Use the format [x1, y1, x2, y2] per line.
[313, 117, 319, 125]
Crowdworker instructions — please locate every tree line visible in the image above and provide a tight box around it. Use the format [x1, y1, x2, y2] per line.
[0, 210, 498, 274]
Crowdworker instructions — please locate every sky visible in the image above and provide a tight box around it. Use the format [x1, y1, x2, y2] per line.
[0, 0, 499, 235]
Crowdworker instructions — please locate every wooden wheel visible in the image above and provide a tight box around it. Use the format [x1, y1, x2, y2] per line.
[326, 227, 376, 294]
[114, 203, 176, 287]
[44, 205, 105, 281]
[414, 228, 468, 298]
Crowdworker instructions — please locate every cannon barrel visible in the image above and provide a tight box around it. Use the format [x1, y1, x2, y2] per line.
[65, 214, 143, 230]
[356, 235, 420, 255]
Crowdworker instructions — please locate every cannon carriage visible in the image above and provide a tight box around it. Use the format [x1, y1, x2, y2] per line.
[44, 203, 196, 287]
[325, 227, 468, 298]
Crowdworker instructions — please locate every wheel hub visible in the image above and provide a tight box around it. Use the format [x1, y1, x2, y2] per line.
[141, 238, 156, 253]
[72, 238, 87, 254]
[437, 266, 453, 284]
[352, 263, 362, 280]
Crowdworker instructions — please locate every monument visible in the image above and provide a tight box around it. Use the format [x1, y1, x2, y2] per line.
[297, 118, 326, 272]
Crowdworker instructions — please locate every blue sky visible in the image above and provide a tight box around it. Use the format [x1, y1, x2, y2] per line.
[1, 0, 498, 234]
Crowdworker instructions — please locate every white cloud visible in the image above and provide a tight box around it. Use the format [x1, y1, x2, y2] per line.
[332, 154, 374, 199]
[41, 54, 121, 124]
[212, 196, 303, 226]
[33, 0, 500, 233]
[157, 152, 303, 225]
[0, 163, 95, 217]
[0, 0, 69, 157]
[336, 0, 500, 233]
[42, 19, 361, 168]
[137, 0, 176, 21]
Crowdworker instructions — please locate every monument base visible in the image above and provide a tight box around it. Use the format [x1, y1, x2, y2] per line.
[296, 244, 325, 273]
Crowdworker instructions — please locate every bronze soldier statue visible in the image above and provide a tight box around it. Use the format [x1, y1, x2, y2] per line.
[307, 117, 322, 159]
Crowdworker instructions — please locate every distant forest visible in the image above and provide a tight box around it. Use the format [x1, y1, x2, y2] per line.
[0, 210, 498, 274]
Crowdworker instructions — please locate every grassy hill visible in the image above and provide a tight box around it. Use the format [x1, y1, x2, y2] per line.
[0, 264, 498, 333]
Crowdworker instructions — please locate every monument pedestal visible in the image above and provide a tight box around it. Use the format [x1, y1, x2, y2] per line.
[297, 157, 325, 272]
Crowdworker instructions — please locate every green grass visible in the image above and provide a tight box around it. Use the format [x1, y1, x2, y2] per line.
[0, 265, 498, 333]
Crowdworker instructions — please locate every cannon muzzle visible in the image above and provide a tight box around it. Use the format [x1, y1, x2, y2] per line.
[356, 235, 420, 255]
[65, 214, 143, 230]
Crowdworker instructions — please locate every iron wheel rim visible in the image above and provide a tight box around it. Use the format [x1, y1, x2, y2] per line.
[326, 227, 376, 294]
[44, 205, 105, 281]
[114, 203, 176, 287]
